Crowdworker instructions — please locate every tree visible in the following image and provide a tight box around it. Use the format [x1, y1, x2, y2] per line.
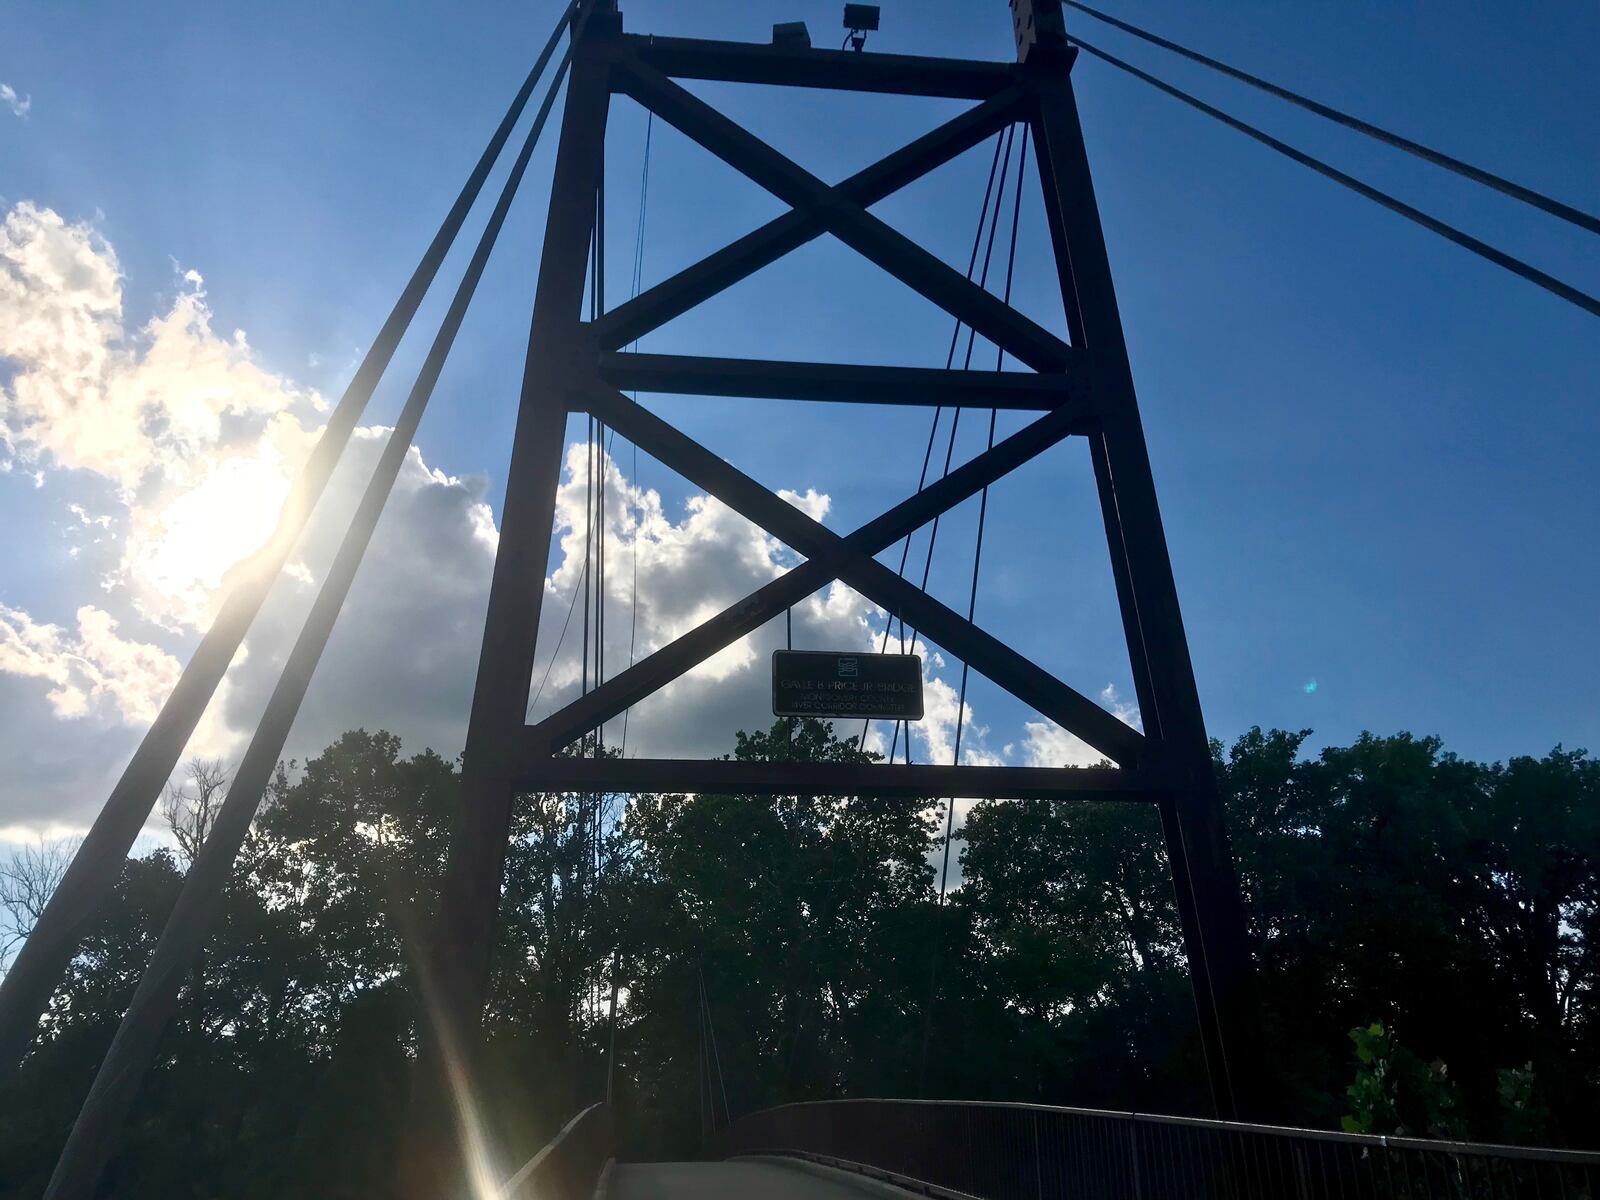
[160, 759, 230, 866]
[0, 837, 75, 961]
[2, 721, 1596, 1199]
[605, 719, 937, 1155]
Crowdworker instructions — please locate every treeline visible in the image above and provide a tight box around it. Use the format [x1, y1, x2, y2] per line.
[0, 721, 1594, 1197]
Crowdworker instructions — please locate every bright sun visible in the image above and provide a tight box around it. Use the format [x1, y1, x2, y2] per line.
[143, 452, 291, 615]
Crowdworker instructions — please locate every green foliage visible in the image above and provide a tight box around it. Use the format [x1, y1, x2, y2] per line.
[1341, 1022, 1463, 1138]
[1, 722, 1596, 1196]
[1494, 1063, 1552, 1143]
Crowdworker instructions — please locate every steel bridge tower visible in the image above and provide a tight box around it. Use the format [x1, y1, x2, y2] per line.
[415, 0, 1261, 1154]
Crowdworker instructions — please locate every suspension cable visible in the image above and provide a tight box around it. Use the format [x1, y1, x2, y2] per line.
[917, 129, 1029, 1099]
[699, 967, 731, 1127]
[1066, 31, 1600, 320]
[537, 115, 653, 731]
[861, 127, 1010, 761]
[620, 112, 654, 758]
[582, 419, 593, 700]
[0, 0, 588, 1081]
[40, 36, 580, 1197]
[527, 571, 583, 717]
[591, 113, 656, 1085]
[1062, 0, 1600, 238]
[950, 127, 1028, 772]
[595, 161, 607, 760]
[890, 123, 1018, 767]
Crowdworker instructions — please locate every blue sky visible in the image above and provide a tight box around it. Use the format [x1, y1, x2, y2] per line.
[1, 0, 1596, 837]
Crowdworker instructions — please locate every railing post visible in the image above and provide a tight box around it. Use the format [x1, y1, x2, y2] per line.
[1034, 1111, 1045, 1200]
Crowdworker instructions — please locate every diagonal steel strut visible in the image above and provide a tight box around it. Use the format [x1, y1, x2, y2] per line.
[527, 390, 1101, 756]
[615, 59, 1073, 372]
[592, 85, 1026, 351]
[573, 388, 1144, 766]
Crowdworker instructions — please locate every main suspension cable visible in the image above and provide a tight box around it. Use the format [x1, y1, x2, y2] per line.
[41, 37, 579, 1198]
[1066, 31, 1600, 320]
[1062, 0, 1600, 238]
[0, 0, 586, 1080]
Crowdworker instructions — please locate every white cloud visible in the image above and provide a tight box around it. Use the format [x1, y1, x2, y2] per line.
[1020, 683, 1141, 768]
[524, 442, 881, 758]
[0, 199, 1138, 843]
[0, 202, 321, 630]
[0, 84, 28, 119]
[0, 604, 180, 725]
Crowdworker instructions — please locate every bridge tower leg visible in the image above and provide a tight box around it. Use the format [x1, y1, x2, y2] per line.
[1023, 24, 1260, 1119]
[408, 5, 1262, 1184]
[400, 15, 616, 1197]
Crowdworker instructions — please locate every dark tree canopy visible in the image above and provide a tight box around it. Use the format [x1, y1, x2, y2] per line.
[1, 721, 1595, 1197]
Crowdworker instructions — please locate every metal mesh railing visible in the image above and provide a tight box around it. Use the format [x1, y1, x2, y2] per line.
[713, 1099, 1600, 1200]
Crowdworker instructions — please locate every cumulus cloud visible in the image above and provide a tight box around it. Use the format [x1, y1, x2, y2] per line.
[1020, 684, 1142, 768]
[0, 199, 1132, 843]
[0, 604, 179, 725]
[0, 202, 321, 630]
[0, 84, 28, 119]
[520, 442, 874, 758]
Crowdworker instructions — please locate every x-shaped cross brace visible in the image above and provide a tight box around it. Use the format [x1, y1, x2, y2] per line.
[528, 387, 1145, 768]
[594, 83, 1029, 351]
[606, 58, 1072, 372]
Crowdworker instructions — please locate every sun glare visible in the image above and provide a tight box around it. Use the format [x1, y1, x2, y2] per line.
[144, 453, 291, 607]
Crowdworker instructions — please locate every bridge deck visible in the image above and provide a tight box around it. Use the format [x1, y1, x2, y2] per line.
[608, 1156, 910, 1199]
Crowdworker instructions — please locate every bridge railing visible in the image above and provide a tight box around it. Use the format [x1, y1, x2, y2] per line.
[499, 1101, 612, 1200]
[713, 1099, 1600, 1200]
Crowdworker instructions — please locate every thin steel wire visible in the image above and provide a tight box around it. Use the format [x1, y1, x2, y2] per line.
[620, 111, 653, 757]
[1066, 32, 1600, 320]
[39, 37, 580, 1199]
[1060, 0, 1600, 237]
[862, 127, 1009, 760]
[915, 125, 1022, 1099]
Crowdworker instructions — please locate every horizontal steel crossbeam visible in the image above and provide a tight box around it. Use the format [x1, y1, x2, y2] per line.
[598, 352, 1089, 409]
[527, 394, 1098, 757]
[626, 33, 1016, 100]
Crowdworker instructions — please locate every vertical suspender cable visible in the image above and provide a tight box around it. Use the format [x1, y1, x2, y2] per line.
[891, 123, 1017, 768]
[697, 976, 709, 1141]
[0, 0, 583, 1075]
[860, 128, 1009, 761]
[42, 43, 578, 1200]
[595, 159, 607, 760]
[699, 967, 731, 1127]
[916, 131, 1027, 1100]
[950, 126, 1028, 773]
[619, 112, 653, 758]
[582, 421, 593, 700]
[784, 607, 794, 759]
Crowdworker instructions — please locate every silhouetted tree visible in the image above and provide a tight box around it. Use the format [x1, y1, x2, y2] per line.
[1, 722, 1595, 1198]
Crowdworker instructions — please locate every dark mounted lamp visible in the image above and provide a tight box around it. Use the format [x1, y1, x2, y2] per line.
[842, 4, 880, 51]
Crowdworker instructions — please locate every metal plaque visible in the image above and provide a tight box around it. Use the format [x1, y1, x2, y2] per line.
[771, 650, 923, 720]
